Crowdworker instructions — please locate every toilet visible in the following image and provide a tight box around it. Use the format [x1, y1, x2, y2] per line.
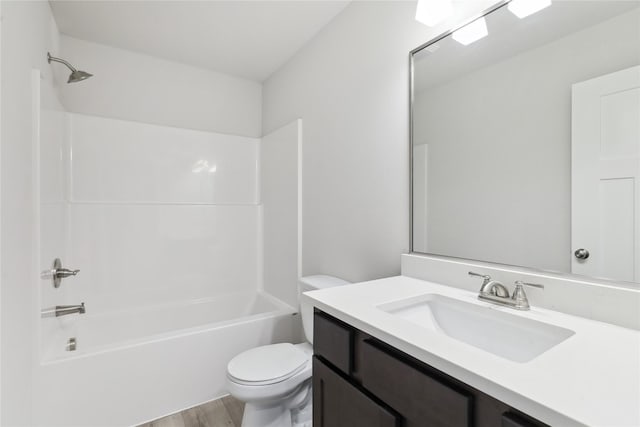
[226, 275, 350, 427]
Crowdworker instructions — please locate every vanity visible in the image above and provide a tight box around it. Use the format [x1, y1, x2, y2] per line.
[304, 276, 640, 427]
[312, 311, 548, 427]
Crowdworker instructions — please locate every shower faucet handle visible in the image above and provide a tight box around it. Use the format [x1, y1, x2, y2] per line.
[55, 268, 80, 278]
[42, 258, 80, 288]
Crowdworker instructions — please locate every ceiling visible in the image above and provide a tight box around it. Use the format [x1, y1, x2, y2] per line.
[49, 0, 351, 82]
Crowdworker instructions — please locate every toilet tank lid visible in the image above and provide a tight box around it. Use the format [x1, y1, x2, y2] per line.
[299, 275, 351, 290]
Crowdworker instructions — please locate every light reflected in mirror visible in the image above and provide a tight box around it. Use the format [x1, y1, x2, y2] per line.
[411, 1, 640, 284]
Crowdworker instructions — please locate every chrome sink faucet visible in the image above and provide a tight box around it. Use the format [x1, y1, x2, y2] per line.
[469, 271, 544, 311]
[468, 271, 509, 297]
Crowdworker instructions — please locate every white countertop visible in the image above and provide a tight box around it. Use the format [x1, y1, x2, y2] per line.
[302, 276, 640, 427]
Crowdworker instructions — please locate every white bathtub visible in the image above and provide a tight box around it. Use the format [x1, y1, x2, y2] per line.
[34, 291, 299, 426]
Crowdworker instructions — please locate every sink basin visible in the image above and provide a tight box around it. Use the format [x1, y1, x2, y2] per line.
[378, 294, 574, 363]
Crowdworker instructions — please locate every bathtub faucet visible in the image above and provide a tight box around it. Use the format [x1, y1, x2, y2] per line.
[41, 303, 86, 318]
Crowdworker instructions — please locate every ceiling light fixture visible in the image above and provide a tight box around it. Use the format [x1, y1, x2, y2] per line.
[508, 0, 552, 19]
[415, 0, 454, 27]
[452, 17, 488, 45]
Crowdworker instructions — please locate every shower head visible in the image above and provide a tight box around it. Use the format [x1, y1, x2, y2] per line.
[47, 52, 93, 84]
[68, 70, 93, 83]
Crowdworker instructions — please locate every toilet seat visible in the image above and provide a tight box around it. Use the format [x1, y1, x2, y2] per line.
[227, 343, 310, 386]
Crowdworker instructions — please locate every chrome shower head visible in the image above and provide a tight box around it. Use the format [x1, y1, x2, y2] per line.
[47, 52, 93, 84]
[68, 70, 93, 83]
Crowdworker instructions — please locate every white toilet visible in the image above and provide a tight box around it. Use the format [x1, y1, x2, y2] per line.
[226, 275, 350, 427]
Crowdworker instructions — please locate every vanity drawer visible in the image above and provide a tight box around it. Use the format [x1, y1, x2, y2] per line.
[313, 311, 354, 375]
[313, 357, 400, 427]
[361, 339, 472, 427]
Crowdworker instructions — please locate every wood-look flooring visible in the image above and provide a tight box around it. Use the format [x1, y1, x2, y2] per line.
[139, 395, 244, 427]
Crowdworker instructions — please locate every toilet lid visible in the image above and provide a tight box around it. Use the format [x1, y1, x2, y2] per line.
[227, 343, 310, 385]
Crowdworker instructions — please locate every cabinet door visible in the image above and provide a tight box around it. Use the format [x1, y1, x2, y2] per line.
[360, 340, 472, 427]
[314, 312, 354, 375]
[313, 357, 399, 427]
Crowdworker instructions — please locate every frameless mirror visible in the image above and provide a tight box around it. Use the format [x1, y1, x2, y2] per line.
[411, 1, 640, 284]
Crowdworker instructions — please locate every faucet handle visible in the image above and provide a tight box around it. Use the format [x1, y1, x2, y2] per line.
[44, 258, 80, 288]
[468, 271, 491, 282]
[514, 280, 544, 289]
[511, 281, 544, 310]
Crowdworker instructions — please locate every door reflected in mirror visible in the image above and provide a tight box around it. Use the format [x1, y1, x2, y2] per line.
[411, 1, 640, 284]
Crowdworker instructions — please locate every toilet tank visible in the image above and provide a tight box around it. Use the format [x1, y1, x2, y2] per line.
[299, 275, 351, 344]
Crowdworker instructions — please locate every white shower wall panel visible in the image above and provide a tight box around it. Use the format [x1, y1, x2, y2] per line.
[40, 109, 67, 204]
[70, 113, 259, 204]
[39, 107, 71, 342]
[52, 113, 262, 312]
[65, 204, 259, 311]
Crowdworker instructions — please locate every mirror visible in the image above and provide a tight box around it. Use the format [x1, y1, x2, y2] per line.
[411, 1, 640, 284]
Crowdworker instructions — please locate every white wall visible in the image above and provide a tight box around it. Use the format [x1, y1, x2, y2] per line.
[0, 1, 61, 424]
[412, 145, 428, 251]
[261, 120, 302, 307]
[57, 35, 262, 137]
[413, 9, 640, 273]
[262, 0, 496, 282]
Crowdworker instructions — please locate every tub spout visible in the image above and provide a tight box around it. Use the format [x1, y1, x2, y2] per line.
[41, 303, 86, 318]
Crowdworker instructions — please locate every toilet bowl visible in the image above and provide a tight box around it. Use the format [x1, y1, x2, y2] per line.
[225, 275, 350, 427]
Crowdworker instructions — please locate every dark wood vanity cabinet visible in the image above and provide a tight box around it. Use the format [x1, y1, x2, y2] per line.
[313, 357, 400, 427]
[313, 310, 549, 427]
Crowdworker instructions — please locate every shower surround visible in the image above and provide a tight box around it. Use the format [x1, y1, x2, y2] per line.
[35, 81, 298, 425]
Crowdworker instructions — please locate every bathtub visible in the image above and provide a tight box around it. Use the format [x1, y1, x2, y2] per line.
[34, 291, 299, 426]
